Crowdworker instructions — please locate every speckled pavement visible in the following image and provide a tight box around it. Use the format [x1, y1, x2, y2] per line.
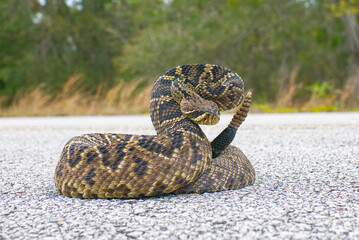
[1, 113, 358, 239]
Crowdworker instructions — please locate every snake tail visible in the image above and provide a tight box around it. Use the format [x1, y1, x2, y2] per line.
[229, 92, 252, 130]
[211, 92, 252, 158]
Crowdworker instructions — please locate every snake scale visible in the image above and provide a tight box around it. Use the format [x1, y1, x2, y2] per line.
[55, 64, 255, 198]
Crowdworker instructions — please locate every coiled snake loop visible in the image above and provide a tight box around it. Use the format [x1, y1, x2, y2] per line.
[55, 64, 255, 198]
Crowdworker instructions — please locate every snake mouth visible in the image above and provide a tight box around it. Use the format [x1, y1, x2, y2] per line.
[181, 101, 220, 125]
[194, 112, 220, 125]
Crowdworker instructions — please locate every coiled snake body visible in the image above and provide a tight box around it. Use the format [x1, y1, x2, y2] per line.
[55, 64, 255, 198]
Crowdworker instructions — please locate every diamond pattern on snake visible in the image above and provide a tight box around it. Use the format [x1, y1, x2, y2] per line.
[55, 64, 255, 198]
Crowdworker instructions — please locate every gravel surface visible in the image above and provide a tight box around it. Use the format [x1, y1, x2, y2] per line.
[0, 112, 358, 239]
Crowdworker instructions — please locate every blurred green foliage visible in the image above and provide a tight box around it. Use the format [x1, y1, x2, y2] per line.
[306, 82, 335, 99]
[0, 0, 358, 108]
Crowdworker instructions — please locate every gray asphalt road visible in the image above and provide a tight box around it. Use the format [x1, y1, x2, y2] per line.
[1, 113, 358, 239]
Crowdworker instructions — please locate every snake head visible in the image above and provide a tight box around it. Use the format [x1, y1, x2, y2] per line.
[171, 77, 220, 125]
[180, 95, 220, 125]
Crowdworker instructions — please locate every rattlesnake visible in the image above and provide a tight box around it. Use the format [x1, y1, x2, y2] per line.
[55, 64, 255, 198]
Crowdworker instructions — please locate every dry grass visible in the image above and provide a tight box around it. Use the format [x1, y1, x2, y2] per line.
[276, 65, 302, 108]
[341, 68, 359, 108]
[1, 72, 358, 116]
[256, 64, 359, 113]
[0, 75, 153, 116]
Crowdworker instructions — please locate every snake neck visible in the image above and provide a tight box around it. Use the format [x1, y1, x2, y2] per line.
[150, 74, 206, 139]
